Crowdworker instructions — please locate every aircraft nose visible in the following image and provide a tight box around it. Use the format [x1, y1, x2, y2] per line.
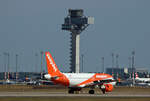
[112, 78, 116, 86]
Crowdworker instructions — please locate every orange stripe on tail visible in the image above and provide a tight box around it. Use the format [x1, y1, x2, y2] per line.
[45, 52, 61, 76]
[45, 52, 70, 86]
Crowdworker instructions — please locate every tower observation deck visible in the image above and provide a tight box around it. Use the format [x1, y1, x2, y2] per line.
[62, 9, 94, 73]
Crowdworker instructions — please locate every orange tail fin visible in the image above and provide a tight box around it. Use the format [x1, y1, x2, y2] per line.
[45, 52, 61, 76]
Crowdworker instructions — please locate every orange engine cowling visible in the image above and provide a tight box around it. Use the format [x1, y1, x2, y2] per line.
[104, 84, 113, 92]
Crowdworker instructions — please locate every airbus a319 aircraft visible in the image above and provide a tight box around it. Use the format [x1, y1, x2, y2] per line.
[44, 52, 116, 94]
[135, 73, 150, 82]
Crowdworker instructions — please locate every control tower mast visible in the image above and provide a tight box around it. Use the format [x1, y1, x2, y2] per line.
[62, 9, 94, 73]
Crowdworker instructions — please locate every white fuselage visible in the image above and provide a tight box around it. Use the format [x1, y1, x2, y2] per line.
[45, 73, 116, 87]
[64, 73, 94, 87]
[135, 77, 150, 82]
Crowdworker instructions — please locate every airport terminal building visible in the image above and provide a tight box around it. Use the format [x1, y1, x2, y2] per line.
[106, 67, 149, 79]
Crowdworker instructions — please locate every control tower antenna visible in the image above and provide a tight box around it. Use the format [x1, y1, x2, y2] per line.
[62, 9, 94, 73]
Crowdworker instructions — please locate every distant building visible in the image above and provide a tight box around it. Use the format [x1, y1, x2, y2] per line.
[136, 68, 149, 74]
[106, 67, 127, 75]
[127, 68, 136, 74]
[106, 67, 149, 75]
[128, 67, 148, 74]
[0, 72, 42, 80]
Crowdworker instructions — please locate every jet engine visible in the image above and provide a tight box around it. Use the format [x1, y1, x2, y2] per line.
[104, 84, 113, 92]
[44, 74, 59, 80]
[44, 74, 52, 80]
[100, 84, 113, 94]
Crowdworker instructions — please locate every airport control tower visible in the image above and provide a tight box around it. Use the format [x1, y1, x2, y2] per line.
[62, 9, 94, 73]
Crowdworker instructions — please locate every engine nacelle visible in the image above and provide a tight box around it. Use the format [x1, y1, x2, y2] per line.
[104, 84, 113, 92]
[44, 74, 52, 80]
[44, 74, 59, 80]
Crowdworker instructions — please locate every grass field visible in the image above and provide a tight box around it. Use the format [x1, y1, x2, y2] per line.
[0, 97, 150, 101]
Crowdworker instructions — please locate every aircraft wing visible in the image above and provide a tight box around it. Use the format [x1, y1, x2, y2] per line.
[83, 79, 115, 87]
[93, 79, 114, 84]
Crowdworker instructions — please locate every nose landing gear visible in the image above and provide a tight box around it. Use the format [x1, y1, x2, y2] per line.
[100, 85, 106, 94]
[68, 89, 74, 94]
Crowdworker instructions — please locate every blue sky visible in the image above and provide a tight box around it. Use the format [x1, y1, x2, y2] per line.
[0, 0, 150, 72]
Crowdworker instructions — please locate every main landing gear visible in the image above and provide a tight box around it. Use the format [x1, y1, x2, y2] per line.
[89, 89, 95, 94]
[68, 88, 95, 94]
[68, 87, 81, 94]
[68, 86, 106, 94]
[68, 89, 74, 94]
[88, 85, 106, 94]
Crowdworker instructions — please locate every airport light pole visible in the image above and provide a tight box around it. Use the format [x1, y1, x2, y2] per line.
[116, 54, 119, 68]
[40, 51, 44, 79]
[128, 57, 132, 68]
[3, 52, 7, 80]
[0, 54, 2, 78]
[116, 54, 119, 79]
[7, 53, 10, 80]
[0, 54, 2, 72]
[81, 54, 84, 73]
[111, 53, 114, 77]
[101, 57, 104, 73]
[0, 54, 1, 67]
[131, 51, 135, 86]
[128, 57, 132, 79]
[35, 53, 38, 73]
[16, 54, 18, 82]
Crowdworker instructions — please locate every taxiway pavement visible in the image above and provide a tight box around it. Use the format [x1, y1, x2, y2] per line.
[0, 92, 150, 97]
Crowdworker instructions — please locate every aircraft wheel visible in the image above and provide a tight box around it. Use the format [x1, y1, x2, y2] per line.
[68, 89, 74, 94]
[101, 85, 106, 94]
[89, 90, 95, 94]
